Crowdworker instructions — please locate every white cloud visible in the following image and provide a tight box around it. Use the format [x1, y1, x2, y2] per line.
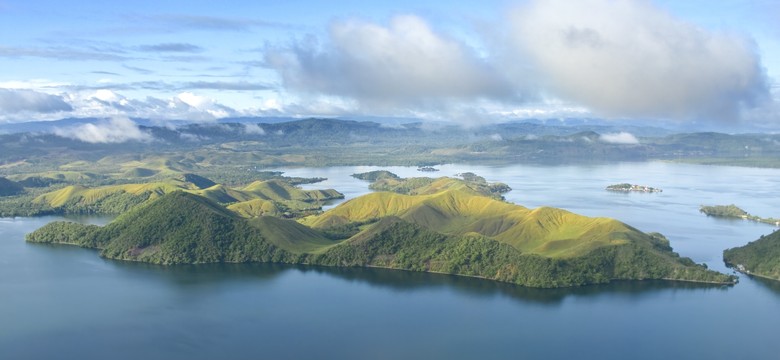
[599, 132, 640, 144]
[53, 117, 153, 143]
[242, 123, 266, 135]
[265, 15, 514, 109]
[509, 0, 769, 121]
[0, 88, 72, 115]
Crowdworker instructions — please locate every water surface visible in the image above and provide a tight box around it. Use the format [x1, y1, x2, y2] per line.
[2, 162, 779, 359]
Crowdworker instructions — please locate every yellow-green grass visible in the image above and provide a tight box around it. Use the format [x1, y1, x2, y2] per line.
[303, 188, 636, 258]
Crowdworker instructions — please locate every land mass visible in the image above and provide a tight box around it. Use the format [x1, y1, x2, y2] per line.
[724, 230, 780, 281]
[27, 176, 735, 288]
[606, 183, 662, 193]
[700, 204, 780, 227]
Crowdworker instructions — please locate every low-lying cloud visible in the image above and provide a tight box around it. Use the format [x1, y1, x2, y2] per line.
[0, 88, 72, 114]
[599, 132, 640, 145]
[54, 117, 153, 143]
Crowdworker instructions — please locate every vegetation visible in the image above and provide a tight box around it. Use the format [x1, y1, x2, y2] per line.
[724, 230, 780, 280]
[352, 170, 400, 181]
[27, 187, 735, 287]
[700, 205, 779, 226]
[367, 174, 511, 200]
[0, 177, 24, 196]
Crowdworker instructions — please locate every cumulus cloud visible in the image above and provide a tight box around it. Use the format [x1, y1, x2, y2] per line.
[599, 132, 640, 144]
[0, 88, 72, 114]
[54, 117, 153, 143]
[509, 0, 769, 121]
[264, 15, 514, 109]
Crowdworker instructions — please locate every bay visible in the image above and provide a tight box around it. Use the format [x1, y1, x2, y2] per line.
[1, 162, 779, 359]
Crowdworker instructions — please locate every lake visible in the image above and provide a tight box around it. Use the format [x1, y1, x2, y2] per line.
[1, 162, 779, 359]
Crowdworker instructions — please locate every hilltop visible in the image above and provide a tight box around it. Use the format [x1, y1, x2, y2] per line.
[28, 181, 735, 287]
[724, 230, 780, 281]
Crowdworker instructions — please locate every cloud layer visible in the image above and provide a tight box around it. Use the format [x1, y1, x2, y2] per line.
[0, 89, 72, 114]
[54, 117, 153, 143]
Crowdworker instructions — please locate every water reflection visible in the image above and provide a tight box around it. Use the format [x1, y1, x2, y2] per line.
[109, 260, 732, 306]
[745, 275, 780, 295]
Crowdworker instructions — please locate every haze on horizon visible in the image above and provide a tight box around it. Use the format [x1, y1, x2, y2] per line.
[0, 0, 778, 131]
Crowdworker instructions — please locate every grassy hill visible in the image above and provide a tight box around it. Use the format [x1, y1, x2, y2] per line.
[27, 187, 735, 287]
[302, 187, 636, 258]
[31, 176, 343, 216]
[724, 230, 780, 280]
[367, 175, 511, 200]
[27, 192, 311, 264]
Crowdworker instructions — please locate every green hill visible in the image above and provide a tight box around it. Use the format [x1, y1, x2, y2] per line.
[368, 176, 510, 200]
[724, 230, 780, 280]
[352, 170, 400, 181]
[0, 177, 24, 196]
[302, 188, 636, 258]
[27, 192, 312, 264]
[27, 188, 735, 287]
[31, 177, 343, 216]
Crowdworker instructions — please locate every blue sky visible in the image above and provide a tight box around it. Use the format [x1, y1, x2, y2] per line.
[0, 0, 778, 128]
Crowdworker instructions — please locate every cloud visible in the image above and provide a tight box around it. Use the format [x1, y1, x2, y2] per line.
[264, 15, 515, 109]
[509, 0, 769, 121]
[136, 43, 204, 53]
[180, 81, 272, 91]
[0, 89, 72, 114]
[60, 90, 239, 122]
[599, 132, 640, 144]
[242, 123, 266, 135]
[0, 46, 127, 61]
[54, 117, 153, 143]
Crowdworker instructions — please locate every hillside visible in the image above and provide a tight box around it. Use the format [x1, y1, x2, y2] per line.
[27, 187, 735, 287]
[724, 230, 780, 280]
[27, 192, 312, 264]
[302, 187, 635, 258]
[30, 176, 343, 216]
[0, 177, 24, 196]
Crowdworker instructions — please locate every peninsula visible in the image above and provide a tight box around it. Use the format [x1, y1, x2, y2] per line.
[700, 204, 780, 227]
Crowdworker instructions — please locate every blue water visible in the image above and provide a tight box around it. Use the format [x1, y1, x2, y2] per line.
[1, 162, 779, 359]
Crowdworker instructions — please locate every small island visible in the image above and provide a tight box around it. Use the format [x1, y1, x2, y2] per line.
[606, 183, 662, 193]
[700, 204, 779, 227]
[417, 166, 439, 172]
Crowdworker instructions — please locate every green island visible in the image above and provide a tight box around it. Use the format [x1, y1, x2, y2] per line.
[700, 204, 780, 227]
[724, 230, 780, 281]
[26, 172, 736, 288]
[606, 183, 662, 193]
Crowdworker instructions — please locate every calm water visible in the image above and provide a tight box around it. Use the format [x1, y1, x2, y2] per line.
[2, 162, 779, 359]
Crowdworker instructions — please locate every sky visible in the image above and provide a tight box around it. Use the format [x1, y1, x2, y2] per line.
[0, 0, 778, 129]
